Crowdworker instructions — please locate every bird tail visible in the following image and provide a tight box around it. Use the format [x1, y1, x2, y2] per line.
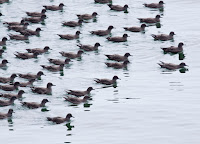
[26, 49, 31, 53]
[151, 34, 157, 39]
[47, 117, 52, 121]
[107, 4, 112, 8]
[123, 27, 128, 30]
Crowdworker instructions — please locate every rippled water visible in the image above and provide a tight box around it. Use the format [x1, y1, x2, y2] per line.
[0, 0, 200, 143]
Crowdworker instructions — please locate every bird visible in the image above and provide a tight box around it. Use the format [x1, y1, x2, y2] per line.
[0, 49, 5, 57]
[41, 64, 64, 72]
[26, 9, 46, 17]
[15, 52, 39, 59]
[105, 53, 131, 62]
[77, 12, 98, 20]
[0, 96, 17, 107]
[21, 99, 49, 109]
[64, 96, 90, 105]
[107, 34, 128, 42]
[0, 82, 20, 91]
[31, 83, 55, 95]
[124, 24, 147, 32]
[90, 26, 114, 36]
[67, 87, 94, 97]
[158, 61, 187, 70]
[48, 58, 71, 65]
[43, 3, 64, 11]
[47, 113, 73, 124]
[0, 74, 17, 83]
[3, 20, 25, 26]
[18, 71, 44, 80]
[19, 28, 42, 36]
[19, 79, 35, 87]
[151, 32, 175, 41]
[26, 46, 50, 54]
[144, 1, 164, 9]
[58, 31, 81, 40]
[8, 34, 29, 41]
[94, 76, 119, 85]
[77, 43, 101, 51]
[62, 20, 83, 27]
[23, 15, 46, 23]
[105, 60, 129, 69]
[138, 15, 161, 23]
[0, 59, 9, 68]
[0, 109, 14, 119]
[0, 90, 25, 99]
[8, 22, 29, 32]
[59, 50, 84, 59]
[0, 37, 8, 46]
[108, 4, 129, 12]
[94, 0, 112, 4]
[161, 42, 184, 54]
[0, 0, 9, 4]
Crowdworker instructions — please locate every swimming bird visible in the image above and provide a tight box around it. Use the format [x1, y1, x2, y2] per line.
[158, 61, 187, 70]
[15, 52, 39, 59]
[0, 109, 14, 119]
[19, 28, 42, 36]
[3, 20, 25, 26]
[18, 71, 44, 80]
[124, 24, 147, 32]
[0, 49, 5, 57]
[8, 34, 29, 40]
[62, 20, 83, 27]
[0, 37, 8, 46]
[0, 0, 9, 4]
[107, 34, 128, 42]
[8, 22, 29, 32]
[77, 43, 101, 51]
[21, 99, 49, 109]
[47, 113, 73, 124]
[0, 82, 20, 91]
[0, 96, 17, 107]
[90, 26, 114, 36]
[0, 74, 17, 83]
[23, 15, 46, 23]
[94, 0, 112, 4]
[94, 76, 119, 85]
[0, 59, 9, 67]
[64, 96, 90, 105]
[138, 15, 161, 23]
[152, 32, 175, 41]
[144, 1, 164, 8]
[26, 9, 46, 17]
[19, 79, 35, 87]
[0, 90, 25, 99]
[59, 50, 84, 59]
[108, 4, 129, 12]
[41, 64, 64, 72]
[161, 42, 184, 54]
[105, 60, 129, 69]
[67, 87, 94, 97]
[43, 3, 64, 11]
[48, 58, 71, 65]
[77, 12, 98, 20]
[31, 83, 55, 95]
[105, 53, 131, 62]
[26, 46, 50, 54]
[58, 31, 81, 40]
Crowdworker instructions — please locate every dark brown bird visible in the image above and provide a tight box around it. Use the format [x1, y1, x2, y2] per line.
[158, 61, 187, 70]
[58, 31, 81, 40]
[19, 79, 35, 87]
[26, 9, 46, 17]
[161, 42, 184, 54]
[23, 15, 46, 23]
[47, 113, 73, 124]
[59, 50, 84, 59]
[9, 34, 29, 41]
[105, 53, 131, 62]
[77, 12, 98, 20]
[15, 52, 39, 59]
[67, 87, 94, 97]
[138, 15, 161, 23]
[77, 43, 101, 51]
[64, 96, 90, 105]
[21, 99, 49, 109]
[124, 24, 147, 32]
[94, 0, 112, 4]
[62, 20, 83, 27]
[48, 58, 71, 65]
[0, 96, 17, 107]
[19, 28, 42, 36]
[107, 34, 128, 42]
[18, 71, 44, 80]
[43, 3, 64, 11]
[105, 60, 129, 69]
[8, 22, 29, 32]
[90, 26, 114, 36]
[26, 46, 50, 54]
[0, 37, 8, 46]
[0, 82, 20, 91]
[31, 83, 55, 95]
[3, 20, 25, 26]
[0, 109, 14, 119]
[108, 4, 129, 11]
[94, 76, 119, 85]
[41, 64, 64, 72]
[152, 32, 175, 41]
[144, 1, 164, 8]
[0, 90, 25, 99]
[0, 59, 9, 67]
[0, 74, 17, 83]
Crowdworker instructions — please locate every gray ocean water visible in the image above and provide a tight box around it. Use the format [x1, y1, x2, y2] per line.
[0, 0, 200, 143]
